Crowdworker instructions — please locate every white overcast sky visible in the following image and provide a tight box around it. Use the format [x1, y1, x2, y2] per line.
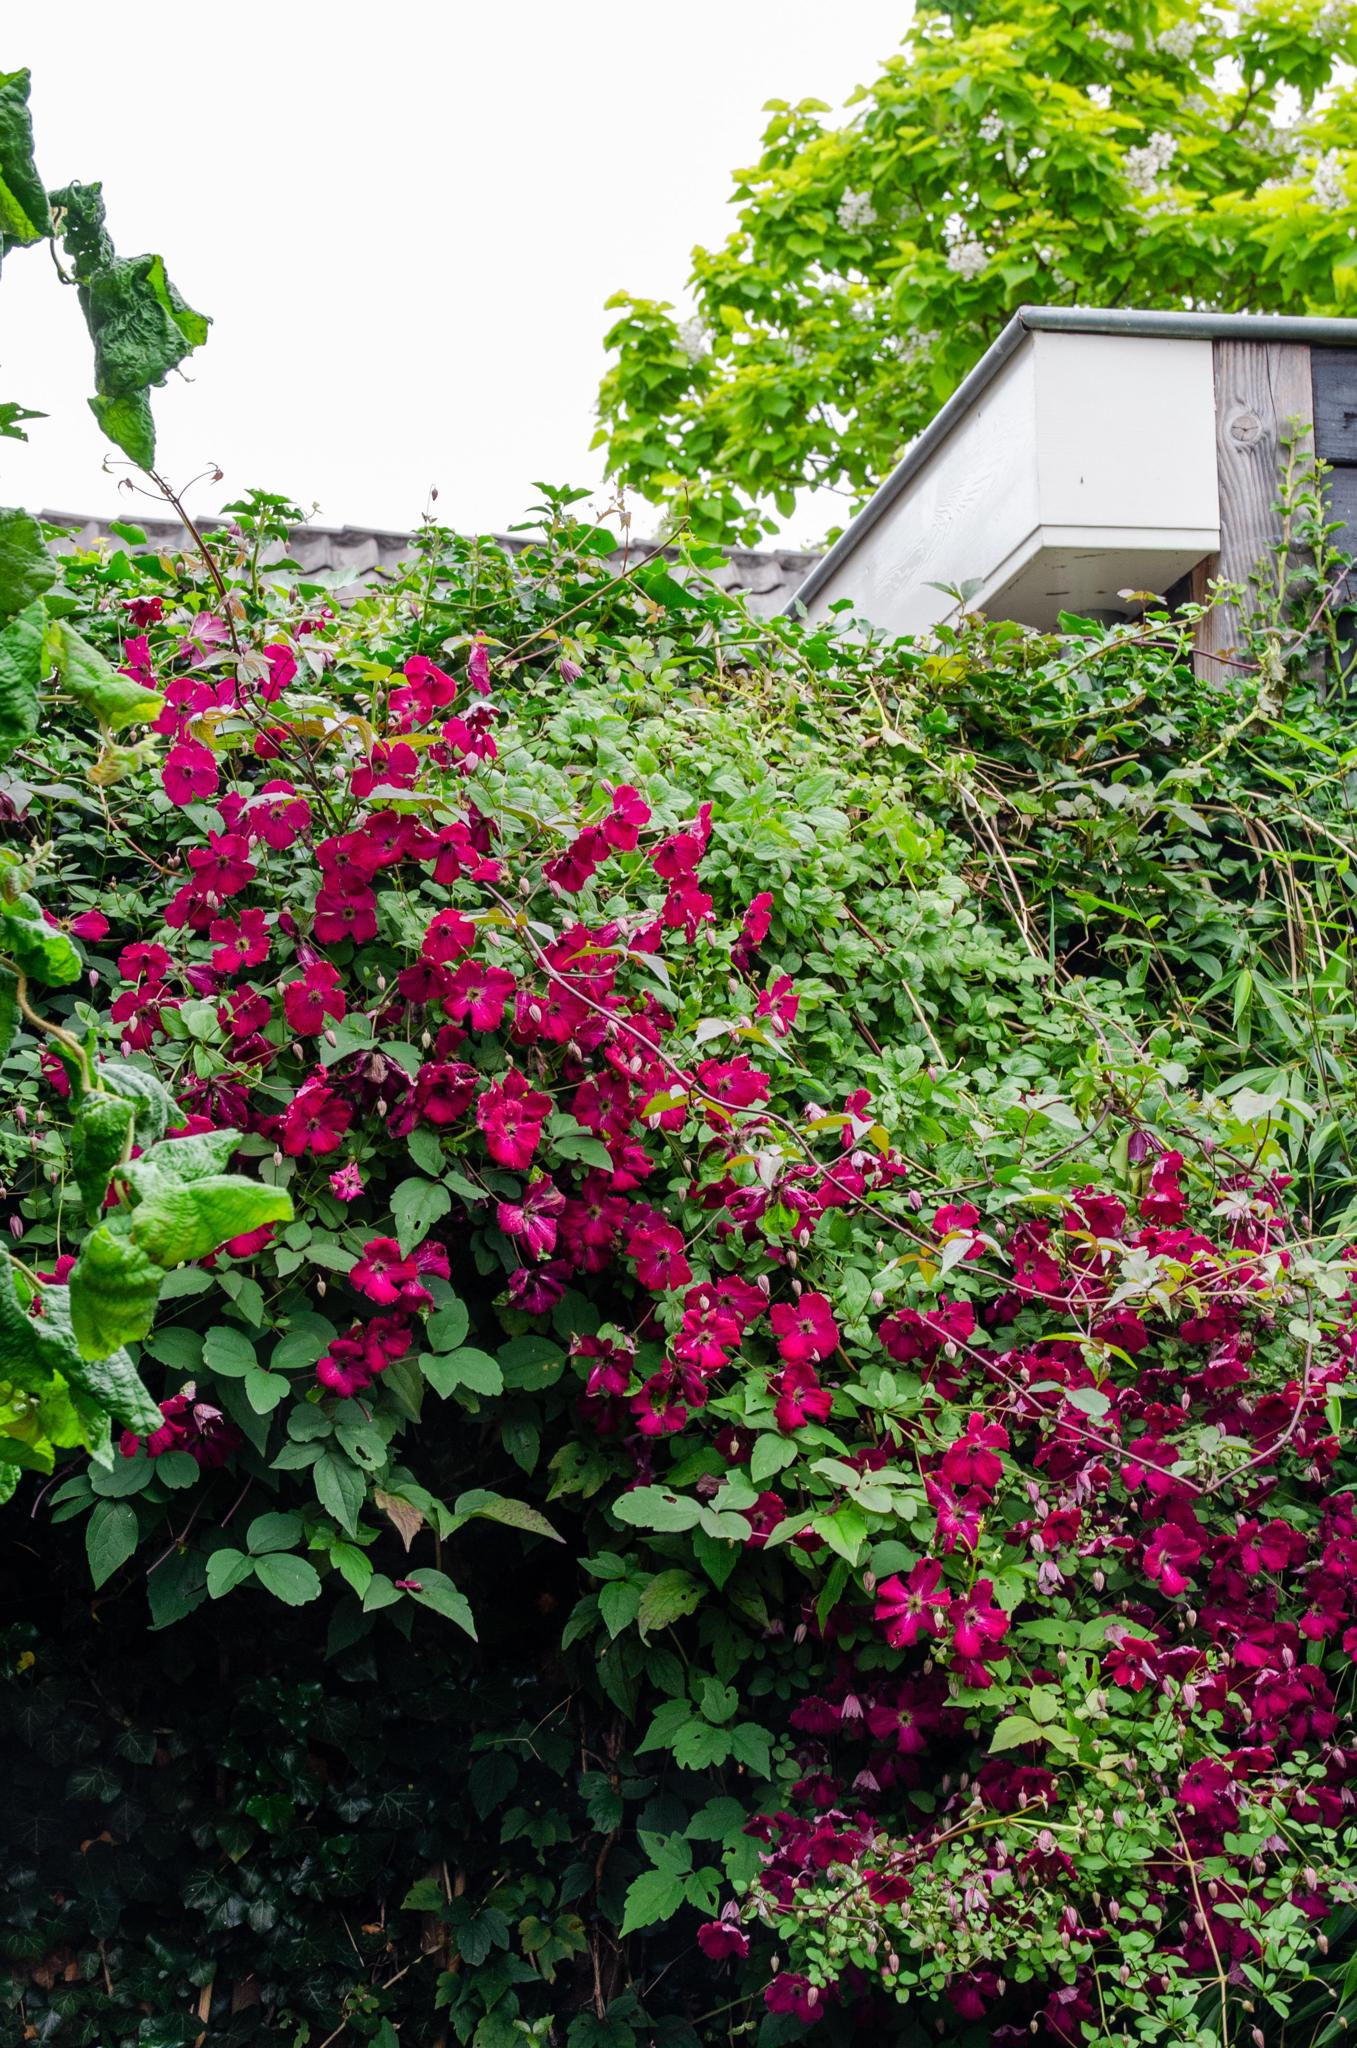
[1, 2, 906, 546]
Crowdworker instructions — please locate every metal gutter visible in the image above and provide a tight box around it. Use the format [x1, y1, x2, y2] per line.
[787, 304, 1357, 617]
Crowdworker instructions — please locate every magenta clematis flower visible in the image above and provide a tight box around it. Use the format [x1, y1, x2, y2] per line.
[163, 739, 219, 806]
[874, 1558, 948, 1649]
[477, 1069, 551, 1167]
[769, 1291, 840, 1365]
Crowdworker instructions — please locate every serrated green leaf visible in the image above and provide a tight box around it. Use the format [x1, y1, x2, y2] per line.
[205, 1547, 253, 1599]
[253, 1552, 321, 1606]
[404, 1568, 477, 1637]
[86, 1496, 138, 1589]
[636, 1568, 703, 1638]
[314, 1450, 365, 1535]
[619, 1866, 687, 1937]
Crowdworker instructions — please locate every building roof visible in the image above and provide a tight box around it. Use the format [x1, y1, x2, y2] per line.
[42, 511, 820, 620]
[790, 303, 1357, 617]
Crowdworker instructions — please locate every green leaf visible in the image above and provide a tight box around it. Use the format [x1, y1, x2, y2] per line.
[390, 1175, 451, 1253]
[85, 1497, 138, 1589]
[0, 71, 52, 252]
[89, 391, 156, 469]
[636, 1568, 703, 1637]
[243, 1366, 287, 1414]
[71, 1094, 136, 1222]
[0, 509, 55, 622]
[404, 1568, 477, 1637]
[67, 1224, 164, 1358]
[52, 182, 211, 470]
[246, 1511, 303, 1555]
[0, 401, 42, 443]
[619, 1867, 687, 1936]
[425, 1297, 469, 1352]
[0, 1269, 164, 1434]
[498, 1334, 566, 1390]
[422, 1347, 502, 1398]
[453, 1488, 560, 1541]
[611, 1486, 701, 1533]
[989, 1714, 1047, 1753]
[314, 1450, 365, 1535]
[0, 870, 81, 984]
[253, 1552, 321, 1605]
[95, 1062, 175, 1144]
[46, 619, 162, 729]
[205, 1547, 254, 1599]
[202, 1325, 257, 1378]
[127, 1176, 292, 1269]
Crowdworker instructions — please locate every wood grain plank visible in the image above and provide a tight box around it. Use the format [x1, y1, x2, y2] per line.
[1310, 346, 1357, 462]
[1194, 340, 1314, 677]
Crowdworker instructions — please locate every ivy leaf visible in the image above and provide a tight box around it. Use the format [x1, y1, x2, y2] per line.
[253, 1553, 321, 1606]
[404, 1568, 477, 1637]
[0, 70, 52, 253]
[390, 1175, 451, 1254]
[636, 1569, 703, 1638]
[85, 1497, 138, 1589]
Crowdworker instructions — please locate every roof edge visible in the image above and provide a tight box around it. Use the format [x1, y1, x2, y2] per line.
[788, 304, 1357, 618]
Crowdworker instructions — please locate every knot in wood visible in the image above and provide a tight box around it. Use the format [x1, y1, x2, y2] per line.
[1227, 407, 1265, 450]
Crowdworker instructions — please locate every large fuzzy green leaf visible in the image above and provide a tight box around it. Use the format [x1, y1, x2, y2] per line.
[127, 1177, 292, 1269]
[0, 599, 45, 764]
[46, 619, 162, 729]
[0, 70, 51, 254]
[121, 1129, 243, 1195]
[0, 508, 55, 622]
[0, 1258, 162, 1432]
[67, 1224, 165, 1361]
[96, 1062, 175, 1145]
[50, 182, 210, 470]
[0, 870, 81, 984]
[71, 1094, 136, 1223]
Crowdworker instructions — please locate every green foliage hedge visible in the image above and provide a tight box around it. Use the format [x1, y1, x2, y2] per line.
[0, 481, 1353, 2048]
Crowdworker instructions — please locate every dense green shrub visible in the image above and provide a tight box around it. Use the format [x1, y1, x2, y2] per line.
[0, 481, 1353, 2048]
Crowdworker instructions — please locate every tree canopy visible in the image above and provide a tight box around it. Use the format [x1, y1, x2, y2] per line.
[596, 0, 1357, 543]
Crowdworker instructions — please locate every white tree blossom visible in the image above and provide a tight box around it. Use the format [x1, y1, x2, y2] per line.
[1123, 131, 1177, 194]
[837, 187, 877, 230]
